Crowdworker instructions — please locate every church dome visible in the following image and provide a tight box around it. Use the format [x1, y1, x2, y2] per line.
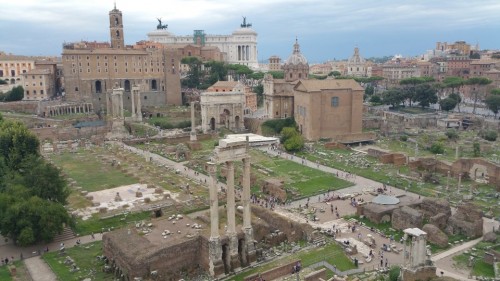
[348, 47, 365, 64]
[285, 39, 308, 65]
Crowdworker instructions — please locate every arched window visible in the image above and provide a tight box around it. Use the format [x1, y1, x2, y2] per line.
[116, 30, 120, 38]
[124, 80, 131, 92]
[95, 80, 102, 93]
[114, 17, 119, 26]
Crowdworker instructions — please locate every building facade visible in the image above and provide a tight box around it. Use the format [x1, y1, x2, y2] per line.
[347, 47, 367, 77]
[147, 18, 258, 69]
[62, 6, 182, 112]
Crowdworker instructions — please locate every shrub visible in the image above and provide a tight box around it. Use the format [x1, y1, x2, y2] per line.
[284, 135, 304, 152]
[429, 142, 444, 154]
[389, 266, 401, 281]
[262, 117, 296, 135]
[399, 135, 408, 141]
[479, 130, 497, 141]
[445, 129, 459, 140]
[473, 142, 481, 157]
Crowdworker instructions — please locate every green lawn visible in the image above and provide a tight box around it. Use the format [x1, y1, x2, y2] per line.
[72, 211, 152, 236]
[255, 152, 353, 198]
[50, 150, 137, 192]
[43, 241, 114, 281]
[0, 264, 12, 281]
[229, 242, 354, 281]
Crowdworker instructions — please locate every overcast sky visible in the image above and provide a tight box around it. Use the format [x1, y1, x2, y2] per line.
[1, 0, 500, 63]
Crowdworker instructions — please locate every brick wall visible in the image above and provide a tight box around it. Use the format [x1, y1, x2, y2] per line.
[304, 268, 327, 281]
[244, 260, 300, 281]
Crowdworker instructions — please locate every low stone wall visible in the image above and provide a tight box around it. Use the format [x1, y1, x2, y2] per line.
[251, 205, 314, 243]
[123, 133, 212, 146]
[32, 125, 108, 143]
[244, 260, 300, 281]
[304, 268, 327, 281]
[324, 142, 351, 150]
[400, 266, 436, 281]
[0, 101, 39, 114]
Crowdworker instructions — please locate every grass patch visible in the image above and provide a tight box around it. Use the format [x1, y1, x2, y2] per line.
[50, 149, 137, 192]
[472, 260, 495, 277]
[253, 151, 352, 198]
[229, 243, 354, 281]
[0, 264, 12, 280]
[43, 241, 114, 281]
[72, 211, 151, 236]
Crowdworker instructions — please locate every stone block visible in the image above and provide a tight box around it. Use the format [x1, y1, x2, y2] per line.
[392, 206, 422, 230]
[423, 224, 448, 247]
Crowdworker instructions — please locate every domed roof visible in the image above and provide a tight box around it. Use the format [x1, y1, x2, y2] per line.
[285, 39, 308, 65]
[232, 27, 257, 35]
[348, 47, 366, 64]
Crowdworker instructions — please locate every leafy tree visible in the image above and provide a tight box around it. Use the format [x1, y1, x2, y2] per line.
[414, 84, 438, 108]
[227, 64, 253, 77]
[284, 135, 304, 152]
[262, 117, 296, 134]
[439, 97, 458, 112]
[4, 86, 24, 101]
[445, 129, 459, 141]
[249, 72, 265, 80]
[443, 77, 465, 112]
[491, 88, 500, 96]
[479, 130, 497, 141]
[364, 85, 374, 97]
[399, 77, 434, 106]
[465, 77, 492, 114]
[280, 127, 299, 143]
[470, 52, 480, 59]
[0, 120, 40, 170]
[204, 61, 227, 85]
[181, 57, 203, 88]
[473, 142, 481, 157]
[268, 71, 284, 79]
[382, 88, 405, 108]
[429, 142, 444, 154]
[485, 95, 500, 118]
[253, 84, 264, 107]
[0, 79, 7, 85]
[369, 95, 382, 104]
[17, 156, 69, 204]
[0, 120, 72, 246]
[328, 71, 341, 77]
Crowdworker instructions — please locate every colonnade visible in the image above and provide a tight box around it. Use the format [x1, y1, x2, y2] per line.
[207, 138, 256, 277]
[237, 45, 251, 61]
[47, 103, 93, 117]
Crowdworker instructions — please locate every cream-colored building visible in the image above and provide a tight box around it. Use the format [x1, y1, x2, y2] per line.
[22, 69, 55, 101]
[0, 53, 35, 86]
[347, 47, 367, 77]
[200, 89, 245, 133]
[62, 5, 182, 112]
[147, 18, 259, 69]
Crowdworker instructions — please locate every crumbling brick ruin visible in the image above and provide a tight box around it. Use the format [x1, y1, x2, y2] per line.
[392, 206, 423, 230]
[446, 203, 484, 238]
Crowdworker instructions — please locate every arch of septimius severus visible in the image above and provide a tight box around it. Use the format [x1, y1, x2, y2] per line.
[207, 137, 256, 276]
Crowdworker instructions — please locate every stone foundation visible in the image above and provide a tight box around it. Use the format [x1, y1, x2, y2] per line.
[400, 266, 436, 281]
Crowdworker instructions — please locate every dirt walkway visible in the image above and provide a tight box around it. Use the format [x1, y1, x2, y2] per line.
[24, 256, 58, 281]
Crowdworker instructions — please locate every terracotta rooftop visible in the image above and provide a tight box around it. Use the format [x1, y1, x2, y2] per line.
[295, 79, 363, 92]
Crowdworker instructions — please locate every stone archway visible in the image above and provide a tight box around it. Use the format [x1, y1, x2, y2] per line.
[210, 117, 216, 131]
[470, 163, 488, 183]
[235, 116, 240, 130]
[220, 109, 230, 128]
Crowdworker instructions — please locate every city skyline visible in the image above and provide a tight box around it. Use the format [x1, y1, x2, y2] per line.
[1, 0, 500, 63]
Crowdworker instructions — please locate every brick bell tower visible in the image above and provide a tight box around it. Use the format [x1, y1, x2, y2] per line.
[109, 3, 124, 49]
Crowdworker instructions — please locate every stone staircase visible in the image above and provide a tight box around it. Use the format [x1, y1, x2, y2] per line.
[52, 227, 76, 243]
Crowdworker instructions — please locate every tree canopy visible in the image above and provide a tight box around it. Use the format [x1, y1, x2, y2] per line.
[0, 86, 24, 102]
[0, 116, 71, 245]
[485, 95, 500, 118]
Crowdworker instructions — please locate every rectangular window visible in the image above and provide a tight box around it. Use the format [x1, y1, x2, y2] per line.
[331, 97, 339, 107]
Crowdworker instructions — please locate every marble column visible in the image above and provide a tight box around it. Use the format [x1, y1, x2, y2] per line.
[131, 88, 136, 118]
[207, 162, 223, 277]
[190, 101, 197, 141]
[226, 161, 240, 270]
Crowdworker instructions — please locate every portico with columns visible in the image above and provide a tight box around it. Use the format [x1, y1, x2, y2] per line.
[207, 137, 256, 277]
[130, 84, 142, 121]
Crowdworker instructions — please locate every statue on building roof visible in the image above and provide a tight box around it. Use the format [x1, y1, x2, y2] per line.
[156, 18, 168, 30]
[241, 16, 252, 28]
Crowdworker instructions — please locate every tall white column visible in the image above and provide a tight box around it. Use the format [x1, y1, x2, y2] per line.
[242, 157, 251, 229]
[226, 161, 236, 235]
[208, 162, 219, 239]
[190, 101, 197, 141]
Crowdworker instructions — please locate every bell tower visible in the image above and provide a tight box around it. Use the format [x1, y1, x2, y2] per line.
[109, 4, 124, 49]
